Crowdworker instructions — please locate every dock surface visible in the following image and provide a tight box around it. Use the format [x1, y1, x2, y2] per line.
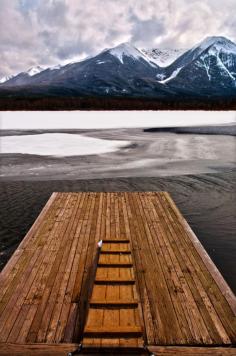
[0, 192, 235, 355]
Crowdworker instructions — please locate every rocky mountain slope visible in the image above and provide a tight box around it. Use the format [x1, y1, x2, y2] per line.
[0, 36, 236, 98]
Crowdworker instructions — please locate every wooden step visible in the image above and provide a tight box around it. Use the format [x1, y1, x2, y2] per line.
[95, 278, 135, 285]
[98, 262, 133, 267]
[90, 299, 139, 307]
[84, 326, 142, 337]
[82, 344, 145, 354]
[102, 239, 130, 243]
[100, 250, 131, 254]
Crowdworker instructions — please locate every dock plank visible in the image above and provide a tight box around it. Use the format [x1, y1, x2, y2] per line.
[157, 192, 236, 342]
[0, 192, 235, 354]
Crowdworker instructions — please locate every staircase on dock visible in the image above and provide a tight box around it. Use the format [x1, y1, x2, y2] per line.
[82, 238, 145, 353]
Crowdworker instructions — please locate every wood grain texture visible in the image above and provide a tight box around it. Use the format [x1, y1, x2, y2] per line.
[0, 344, 235, 355]
[82, 235, 144, 349]
[148, 346, 236, 355]
[0, 192, 235, 351]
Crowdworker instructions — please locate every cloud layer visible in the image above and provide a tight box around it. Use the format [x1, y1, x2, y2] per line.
[0, 0, 235, 77]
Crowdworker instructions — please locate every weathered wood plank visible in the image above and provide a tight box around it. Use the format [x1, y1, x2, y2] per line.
[137, 192, 197, 343]
[157, 192, 236, 343]
[71, 193, 98, 342]
[0, 192, 235, 349]
[0, 344, 235, 356]
[148, 346, 236, 355]
[139, 192, 211, 344]
[126, 192, 181, 344]
[165, 192, 236, 316]
[0, 343, 79, 356]
[120, 194, 155, 345]
[153, 192, 230, 344]
[45, 193, 85, 343]
[26, 194, 80, 343]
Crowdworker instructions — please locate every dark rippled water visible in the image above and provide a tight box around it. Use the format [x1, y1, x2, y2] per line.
[0, 171, 235, 293]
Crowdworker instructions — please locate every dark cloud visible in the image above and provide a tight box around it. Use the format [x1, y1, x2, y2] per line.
[0, 0, 235, 78]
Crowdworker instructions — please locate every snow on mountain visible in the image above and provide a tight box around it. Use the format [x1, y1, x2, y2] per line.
[109, 43, 144, 63]
[191, 36, 236, 57]
[49, 64, 62, 71]
[157, 36, 236, 86]
[158, 67, 183, 84]
[142, 48, 185, 67]
[0, 75, 14, 84]
[109, 42, 157, 67]
[26, 66, 45, 76]
[0, 66, 46, 85]
[0, 36, 236, 97]
[190, 36, 236, 82]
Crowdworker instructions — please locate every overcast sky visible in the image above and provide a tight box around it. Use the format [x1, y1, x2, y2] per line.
[0, 0, 236, 78]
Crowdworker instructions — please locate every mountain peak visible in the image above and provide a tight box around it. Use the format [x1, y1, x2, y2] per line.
[113, 42, 134, 50]
[192, 36, 236, 53]
[108, 42, 142, 63]
[107, 42, 158, 68]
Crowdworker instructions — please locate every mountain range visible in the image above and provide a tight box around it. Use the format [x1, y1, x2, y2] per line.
[0, 36, 236, 99]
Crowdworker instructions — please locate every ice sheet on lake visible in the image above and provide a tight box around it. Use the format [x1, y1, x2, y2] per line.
[1, 133, 130, 157]
[0, 111, 235, 130]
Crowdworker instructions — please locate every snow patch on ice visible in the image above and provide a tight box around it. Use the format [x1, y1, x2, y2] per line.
[1, 133, 130, 157]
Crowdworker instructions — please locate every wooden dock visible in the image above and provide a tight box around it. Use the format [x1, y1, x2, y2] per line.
[0, 192, 235, 355]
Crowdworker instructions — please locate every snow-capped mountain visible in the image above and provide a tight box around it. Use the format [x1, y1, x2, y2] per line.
[159, 36, 236, 93]
[1, 66, 46, 86]
[108, 42, 157, 67]
[0, 75, 14, 84]
[142, 49, 185, 67]
[0, 36, 236, 98]
[0, 42, 173, 98]
[27, 66, 45, 76]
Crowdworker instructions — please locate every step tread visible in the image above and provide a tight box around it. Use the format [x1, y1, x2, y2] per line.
[98, 262, 133, 267]
[95, 278, 135, 284]
[100, 250, 131, 254]
[90, 299, 139, 306]
[84, 326, 142, 336]
[102, 239, 130, 243]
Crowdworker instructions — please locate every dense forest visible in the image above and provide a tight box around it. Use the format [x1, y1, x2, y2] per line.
[0, 96, 235, 110]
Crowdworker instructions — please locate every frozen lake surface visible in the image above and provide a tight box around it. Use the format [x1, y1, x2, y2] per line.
[0, 111, 235, 129]
[1, 133, 130, 156]
[1, 128, 235, 179]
